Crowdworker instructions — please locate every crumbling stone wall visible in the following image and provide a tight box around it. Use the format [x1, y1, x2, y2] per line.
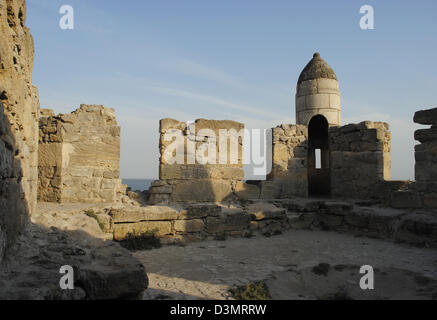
[408, 107, 437, 208]
[0, 0, 40, 261]
[38, 105, 126, 203]
[414, 108, 437, 183]
[330, 121, 391, 199]
[266, 124, 308, 198]
[149, 118, 251, 203]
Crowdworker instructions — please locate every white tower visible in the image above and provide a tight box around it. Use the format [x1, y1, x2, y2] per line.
[295, 53, 341, 126]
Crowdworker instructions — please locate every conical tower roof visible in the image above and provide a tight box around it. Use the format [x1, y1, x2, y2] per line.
[297, 53, 337, 85]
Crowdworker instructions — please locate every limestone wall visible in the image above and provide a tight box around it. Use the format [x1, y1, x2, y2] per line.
[0, 0, 40, 261]
[109, 203, 288, 241]
[38, 105, 126, 203]
[266, 124, 308, 198]
[330, 121, 391, 199]
[150, 118, 251, 203]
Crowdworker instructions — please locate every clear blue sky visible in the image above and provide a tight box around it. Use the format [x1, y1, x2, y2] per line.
[27, 0, 437, 180]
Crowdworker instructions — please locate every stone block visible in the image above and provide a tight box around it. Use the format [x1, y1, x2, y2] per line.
[174, 219, 205, 233]
[205, 217, 226, 234]
[110, 206, 179, 223]
[235, 181, 260, 200]
[259, 181, 282, 199]
[414, 129, 437, 143]
[390, 190, 422, 208]
[328, 93, 341, 110]
[316, 213, 343, 229]
[423, 193, 437, 208]
[223, 209, 252, 231]
[113, 221, 172, 240]
[295, 96, 306, 111]
[170, 179, 233, 202]
[320, 201, 353, 216]
[287, 212, 316, 229]
[305, 94, 330, 108]
[150, 185, 172, 194]
[345, 208, 372, 228]
[96, 213, 113, 233]
[414, 108, 437, 125]
[394, 213, 437, 246]
[247, 202, 286, 220]
[296, 79, 317, 96]
[180, 203, 222, 219]
[316, 78, 340, 93]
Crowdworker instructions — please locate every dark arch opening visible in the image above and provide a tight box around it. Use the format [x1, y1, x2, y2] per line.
[308, 115, 331, 196]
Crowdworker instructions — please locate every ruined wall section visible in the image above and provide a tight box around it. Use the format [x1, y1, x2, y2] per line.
[149, 118, 250, 203]
[0, 0, 40, 261]
[265, 124, 308, 198]
[38, 105, 126, 203]
[412, 107, 437, 208]
[330, 121, 391, 199]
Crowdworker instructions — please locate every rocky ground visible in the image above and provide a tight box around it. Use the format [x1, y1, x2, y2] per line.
[137, 229, 437, 300]
[0, 203, 148, 299]
[2, 200, 436, 300]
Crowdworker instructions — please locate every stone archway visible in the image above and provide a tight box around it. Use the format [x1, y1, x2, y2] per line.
[308, 115, 331, 196]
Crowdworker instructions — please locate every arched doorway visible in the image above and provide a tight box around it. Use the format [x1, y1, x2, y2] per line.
[308, 115, 330, 196]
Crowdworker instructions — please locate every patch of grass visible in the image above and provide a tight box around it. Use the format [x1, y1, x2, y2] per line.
[119, 229, 162, 251]
[230, 281, 272, 300]
[84, 209, 105, 231]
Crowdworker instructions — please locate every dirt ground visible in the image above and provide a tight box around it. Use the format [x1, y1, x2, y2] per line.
[136, 230, 437, 300]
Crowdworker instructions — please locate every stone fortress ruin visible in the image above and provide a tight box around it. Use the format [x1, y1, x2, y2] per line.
[33, 52, 436, 246]
[1, 0, 437, 300]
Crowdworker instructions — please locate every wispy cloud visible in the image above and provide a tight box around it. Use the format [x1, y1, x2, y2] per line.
[139, 84, 280, 119]
[168, 59, 247, 89]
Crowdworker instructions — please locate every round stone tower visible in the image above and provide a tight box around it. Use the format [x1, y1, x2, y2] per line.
[295, 53, 341, 126]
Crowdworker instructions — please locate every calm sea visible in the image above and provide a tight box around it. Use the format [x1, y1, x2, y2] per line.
[122, 179, 155, 191]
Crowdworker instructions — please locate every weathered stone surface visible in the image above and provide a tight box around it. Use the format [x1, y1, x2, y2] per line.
[96, 213, 112, 233]
[174, 219, 205, 233]
[287, 212, 316, 229]
[160, 164, 244, 180]
[170, 179, 233, 202]
[180, 203, 221, 219]
[414, 129, 437, 143]
[287, 199, 321, 212]
[113, 221, 172, 240]
[330, 122, 391, 198]
[154, 118, 245, 202]
[423, 193, 437, 208]
[345, 207, 404, 236]
[319, 201, 353, 216]
[246, 202, 286, 221]
[234, 181, 260, 200]
[38, 105, 125, 203]
[344, 208, 372, 228]
[390, 190, 422, 208]
[414, 113, 437, 183]
[414, 108, 437, 126]
[259, 181, 283, 199]
[316, 213, 343, 229]
[394, 212, 437, 246]
[0, 0, 40, 261]
[0, 222, 147, 300]
[110, 206, 179, 223]
[205, 217, 226, 234]
[268, 124, 308, 197]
